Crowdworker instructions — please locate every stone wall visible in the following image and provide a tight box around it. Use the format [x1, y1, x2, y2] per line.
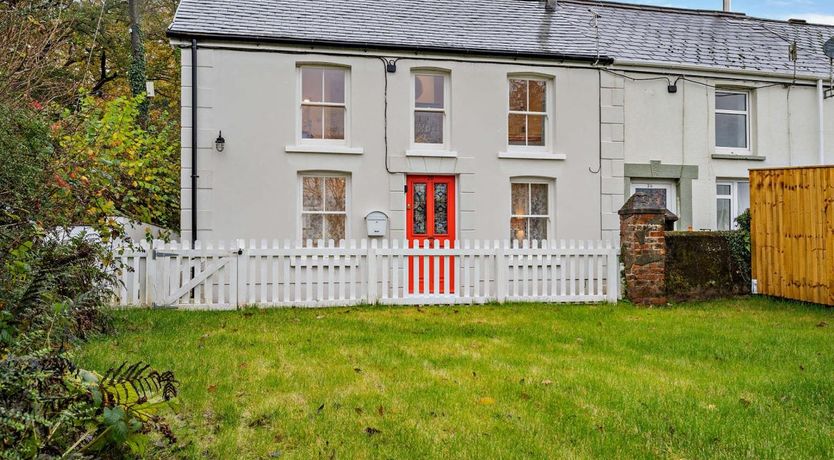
[619, 194, 751, 305]
[665, 232, 750, 302]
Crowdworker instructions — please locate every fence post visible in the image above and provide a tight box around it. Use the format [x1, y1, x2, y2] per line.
[367, 239, 378, 304]
[606, 242, 619, 303]
[495, 240, 507, 303]
[144, 240, 156, 305]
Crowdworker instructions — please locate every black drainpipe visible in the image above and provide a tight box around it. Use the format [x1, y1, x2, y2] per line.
[190, 39, 198, 243]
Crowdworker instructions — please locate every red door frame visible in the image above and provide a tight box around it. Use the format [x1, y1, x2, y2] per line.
[406, 175, 456, 294]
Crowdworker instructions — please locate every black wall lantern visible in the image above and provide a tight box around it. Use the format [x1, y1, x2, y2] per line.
[215, 131, 226, 152]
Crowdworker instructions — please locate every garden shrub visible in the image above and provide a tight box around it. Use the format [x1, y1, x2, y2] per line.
[0, 102, 181, 457]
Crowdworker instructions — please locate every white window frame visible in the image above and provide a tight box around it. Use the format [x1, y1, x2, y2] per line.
[715, 89, 751, 153]
[510, 178, 555, 243]
[298, 173, 351, 244]
[505, 77, 553, 155]
[630, 180, 678, 215]
[408, 71, 453, 156]
[716, 179, 750, 230]
[296, 65, 351, 147]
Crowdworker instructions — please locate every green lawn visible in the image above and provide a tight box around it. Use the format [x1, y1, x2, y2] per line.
[78, 297, 834, 459]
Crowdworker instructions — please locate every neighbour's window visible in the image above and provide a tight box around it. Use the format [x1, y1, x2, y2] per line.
[300, 66, 346, 141]
[301, 175, 347, 243]
[715, 90, 749, 149]
[716, 180, 750, 230]
[508, 78, 548, 147]
[413, 73, 448, 145]
[511, 182, 550, 243]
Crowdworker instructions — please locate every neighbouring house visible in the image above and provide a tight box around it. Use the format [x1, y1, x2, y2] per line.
[167, 0, 834, 246]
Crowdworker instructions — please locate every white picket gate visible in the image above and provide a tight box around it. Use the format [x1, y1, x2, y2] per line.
[115, 239, 619, 309]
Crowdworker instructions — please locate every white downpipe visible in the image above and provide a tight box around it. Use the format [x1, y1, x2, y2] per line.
[819, 80, 826, 165]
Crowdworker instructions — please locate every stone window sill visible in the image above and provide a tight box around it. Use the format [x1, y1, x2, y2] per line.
[405, 149, 458, 158]
[285, 145, 364, 155]
[711, 154, 765, 161]
[498, 152, 566, 160]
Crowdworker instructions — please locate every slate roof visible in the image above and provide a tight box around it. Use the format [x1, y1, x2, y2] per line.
[168, 0, 834, 78]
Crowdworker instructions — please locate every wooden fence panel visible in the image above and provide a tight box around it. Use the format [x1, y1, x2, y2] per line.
[751, 166, 834, 306]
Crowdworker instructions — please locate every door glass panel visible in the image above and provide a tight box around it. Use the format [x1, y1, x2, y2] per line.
[434, 183, 448, 235]
[737, 181, 750, 214]
[412, 183, 427, 235]
[717, 198, 731, 231]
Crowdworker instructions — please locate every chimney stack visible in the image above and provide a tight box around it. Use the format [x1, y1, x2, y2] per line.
[723, 0, 731, 12]
[546, 0, 557, 12]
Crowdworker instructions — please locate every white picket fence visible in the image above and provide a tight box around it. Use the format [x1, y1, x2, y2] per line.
[115, 239, 620, 309]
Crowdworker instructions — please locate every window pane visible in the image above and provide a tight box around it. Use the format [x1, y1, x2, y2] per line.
[717, 184, 732, 195]
[716, 113, 747, 148]
[527, 114, 545, 146]
[508, 114, 526, 145]
[529, 217, 548, 241]
[531, 184, 548, 215]
[716, 92, 747, 111]
[511, 217, 528, 242]
[303, 214, 323, 241]
[737, 181, 750, 215]
[325, 177, 346, 212]
[415, 75, 444, 109]
[301, 106, 323, 139]
[322, 106, 345, 140]
[303, 177, 323, 211]
[529, 80, 546, 113]
[412, 183, 427, 235]
[434, 183, 448, 235]
[717, 198, 731, 231]
[415, 111, 443, 144]
[325, 214, 346, 241]
[301, 67, 323, 103]
[323, 68, 345, 104]
[511, 183, 529, 216]
[509, 79, 527, 111]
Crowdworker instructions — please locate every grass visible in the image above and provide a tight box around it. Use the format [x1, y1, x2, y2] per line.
[78, 297, 834, 459]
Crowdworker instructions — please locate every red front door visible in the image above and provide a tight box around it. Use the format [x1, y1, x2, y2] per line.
[406, 175, 456, 294]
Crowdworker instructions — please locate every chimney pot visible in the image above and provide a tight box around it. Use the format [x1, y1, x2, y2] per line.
[723, 0, 731, 12]
[546, 0, 557, 12]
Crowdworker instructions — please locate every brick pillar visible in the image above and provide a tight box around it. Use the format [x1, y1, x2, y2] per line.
[618, 193, 673, 306]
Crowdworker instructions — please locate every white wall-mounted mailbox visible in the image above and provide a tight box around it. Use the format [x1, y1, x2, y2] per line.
[365, 211, 389, 237]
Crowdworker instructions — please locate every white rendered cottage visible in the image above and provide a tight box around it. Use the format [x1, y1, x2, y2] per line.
[168, 0, 834, 246]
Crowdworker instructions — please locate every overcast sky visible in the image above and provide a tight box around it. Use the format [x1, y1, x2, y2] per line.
[612, 0, 834, 25]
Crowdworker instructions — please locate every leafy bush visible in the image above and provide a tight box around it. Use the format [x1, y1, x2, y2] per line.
[725, 209, 752, 284]
[0, 101, 181, 457]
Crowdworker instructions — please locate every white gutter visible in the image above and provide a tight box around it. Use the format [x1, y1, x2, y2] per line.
[819, 79, 826, 165]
